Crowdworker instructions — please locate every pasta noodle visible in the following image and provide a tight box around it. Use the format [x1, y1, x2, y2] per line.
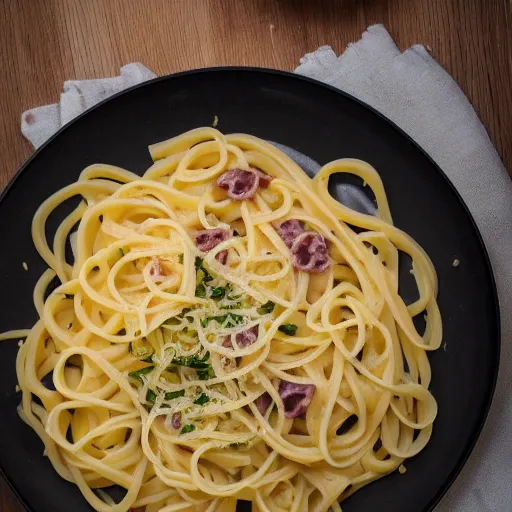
[1, 128, 442, 512]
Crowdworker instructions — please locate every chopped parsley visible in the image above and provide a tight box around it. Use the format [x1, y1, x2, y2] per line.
[220, 302, 242, 310]
[210, 286, 227, 299]
[130, 339, 155, 359]
[193, 393, 209, 405]
[197, 367, 215, 380]
[201, 313, 244, 328]
[195, 284, 207, 298]
[229, 441, 249, 448]
[163, 317, 181, 326]
[180, 424, 196, 435]
[129, 366, 153, 379]
[278, 324, 298, 336]
[196, 268, 207, 285]
[171, 353, 211, 369]
[145, 388, 185, 405]
[164, 390, 185, 400]
[257, 301, 275, 315]
[195, 257, 213, 282]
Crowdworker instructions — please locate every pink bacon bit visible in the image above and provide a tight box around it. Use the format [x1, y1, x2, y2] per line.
[221, 325, 259, 368]
[254, 392, 272, 415]
[217, 167, 273, 200]
[254, 169, 272, 188]
[277, 220, 332, 273]
[194, 228, 231, 263]
[277, 219, 305, 248]
[278, 381, 316, 418]
[216, 249, 228, 265]
[171, 412, 181, 429]
[195, 228, 231, 251]
[290, 232, 331, 273]
[235, 325, 259, 348]
[149, 257, 161, 277]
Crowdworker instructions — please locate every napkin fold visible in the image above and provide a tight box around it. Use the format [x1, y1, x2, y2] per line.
[19, 24, 512, 512]
[21, 63, 156, 149]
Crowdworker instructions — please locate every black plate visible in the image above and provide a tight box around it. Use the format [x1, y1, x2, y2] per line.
[0, 68, 499, 512]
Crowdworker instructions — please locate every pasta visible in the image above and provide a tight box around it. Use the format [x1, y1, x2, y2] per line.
[1, 128, 442, 512]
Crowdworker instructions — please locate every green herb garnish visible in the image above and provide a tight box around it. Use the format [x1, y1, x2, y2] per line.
[220, 302, 242, 310]
[171, 353, 211, 369]
[278, 324, 298, 336]
[210, 286, 227, 299]
[130, 339, 155, 359]
[194, 393, 209, 405]
[195, 257, 213, 282]
[196, 268, 206, 285]
[195, 284, 206, 298]
[257, 301, 275, 315]
[164, 390, 185, 400]
[197, 367, 215, 380]
[201, 314, 244, 328]
[129, 366, 154, 379]
[229, 441, 249, 448]
[164, 317, 181, 325]
[146, 389, 157, 402]
[180, 424, 196, 435]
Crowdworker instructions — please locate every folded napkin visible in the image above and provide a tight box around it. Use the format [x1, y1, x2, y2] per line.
[20, 24, 512, 512]
[21, 63, 156, 148]
[296, 25, 512, 512]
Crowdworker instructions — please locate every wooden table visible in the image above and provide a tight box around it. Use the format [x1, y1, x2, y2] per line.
[0, 0, 510, 510]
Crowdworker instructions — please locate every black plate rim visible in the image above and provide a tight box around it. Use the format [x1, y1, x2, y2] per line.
[0, 66, 501, 512]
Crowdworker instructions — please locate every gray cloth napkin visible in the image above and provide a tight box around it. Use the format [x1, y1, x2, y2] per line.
[21, 63, 156, 148]
[20, 24, 511, 511]
[296, 24, 512, 512]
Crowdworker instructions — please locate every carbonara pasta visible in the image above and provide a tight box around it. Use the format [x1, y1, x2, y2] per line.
[1, 128, 442, 512]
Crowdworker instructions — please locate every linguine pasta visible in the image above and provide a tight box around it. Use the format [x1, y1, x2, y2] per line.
[1, 128, 441, 512]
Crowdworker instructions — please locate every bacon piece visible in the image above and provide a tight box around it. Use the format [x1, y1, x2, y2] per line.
[195, 228, 231, 263]
[149, 257, 161, 277]
[221, 325, 259, 369]
[171, 413, 181, 430]
[220, 337, 239, 371]
[278, 381, 316, 418]
[222, 336, 234, 349]
[254, 392, 272, 415]
[195, 228, 231, 252]
[290, 232, 331, 273]
[216, 249, 228, 265]
[254, 169, 273, 188]
[217, 167, 272, 200]
[277, 219, 305, 248]
[235, 325, 259, 348]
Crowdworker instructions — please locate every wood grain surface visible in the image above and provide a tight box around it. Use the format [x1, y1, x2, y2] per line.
[0, 0, 511, 510]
